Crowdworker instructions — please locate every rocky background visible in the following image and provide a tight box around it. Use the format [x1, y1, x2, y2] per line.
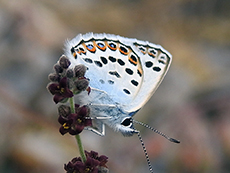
[0, 0, 230, 172]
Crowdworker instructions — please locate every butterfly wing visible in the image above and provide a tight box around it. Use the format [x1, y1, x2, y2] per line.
[121, 39, 172, 112]
[64, 33, 171, 135]
[65, 33, 144, 107]
[65, 33, 171, 111]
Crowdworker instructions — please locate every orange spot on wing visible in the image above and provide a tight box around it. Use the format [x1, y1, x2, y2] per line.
[76, 49, 81, 54]
[119, 48, 128, 55]
[80, 50, 86, 54]
[86, 45, 96, 53]
[148, 52, 155, 58]
[81, 42, 96, 53]
[73, 52, 77, 57]
[141, 50, 146, 54]
[107, 43, 117, 51]
[96, 43, 106, 51]
[128, 57, 137, 65]
[137, 68, 143, 77]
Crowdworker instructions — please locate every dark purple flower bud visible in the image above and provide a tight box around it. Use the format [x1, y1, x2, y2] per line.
[98, 166, 109, 173]
[58, 105, 71, 117]
[54, 64, 63, 73]
[48, 73, 60, 82]
[75, 78, 89, 91]
[74, 64, 87, 78]
[59, 55, 71, 69]
[66, 69, 74, 78]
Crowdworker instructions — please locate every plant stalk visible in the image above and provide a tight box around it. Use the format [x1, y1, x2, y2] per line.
[69, 97, 87, 162]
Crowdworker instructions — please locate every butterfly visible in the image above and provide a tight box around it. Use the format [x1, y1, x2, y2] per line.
[64, 33, 179, 172]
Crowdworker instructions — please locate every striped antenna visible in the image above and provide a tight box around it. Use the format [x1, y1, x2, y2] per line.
[85, 116, 112, 120]
[137, 131, 154, 173]
[133, 120, 180, 143]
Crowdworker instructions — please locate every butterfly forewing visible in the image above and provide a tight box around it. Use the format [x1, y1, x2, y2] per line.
[65, 33, 144, 106]
[124, 42, 172, 112]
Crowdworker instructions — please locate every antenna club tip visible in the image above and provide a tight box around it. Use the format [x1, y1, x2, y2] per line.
[170, 138, 180, 144]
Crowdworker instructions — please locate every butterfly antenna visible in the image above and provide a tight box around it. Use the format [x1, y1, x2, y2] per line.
[137, 131, 154, 173]
[85, 116, 112, 120]
[133, 120, 180, 143]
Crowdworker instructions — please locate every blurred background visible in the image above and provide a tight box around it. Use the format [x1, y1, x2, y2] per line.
[0, 0, 230, 172]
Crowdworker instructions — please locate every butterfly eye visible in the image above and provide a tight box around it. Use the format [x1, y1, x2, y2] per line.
[121, 117, 132, 127]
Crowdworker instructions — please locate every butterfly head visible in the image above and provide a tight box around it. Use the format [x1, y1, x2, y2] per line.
[115, 117, 139, 137]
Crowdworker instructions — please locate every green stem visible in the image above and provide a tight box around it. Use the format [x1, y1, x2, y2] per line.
[69, 97, 87, 162]
[75, 134, 87, 162]
[69, 97, 75, 113]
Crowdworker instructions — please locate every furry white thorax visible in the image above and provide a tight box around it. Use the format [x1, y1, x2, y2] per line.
[75, 89, 137, 136]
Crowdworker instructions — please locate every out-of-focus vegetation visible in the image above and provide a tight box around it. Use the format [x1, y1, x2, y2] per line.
[0, 0, 230, 172]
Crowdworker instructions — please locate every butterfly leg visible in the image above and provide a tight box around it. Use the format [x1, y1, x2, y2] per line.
[84, 120, 106, 136]
[89, 103, 116, 108]
[85, 103, 117, 136]
[83, 88, 119, 136]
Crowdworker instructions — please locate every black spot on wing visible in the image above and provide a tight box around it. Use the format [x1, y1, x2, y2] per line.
[71, 47, 77, 59]
[131, 80, 138, 86]
[153, 66, 161, 72]
[125, 68, 133, 75]
[139, 47, 146, 52]
[150, 49, 157, 55]
[79, 47, 86, 54]
[100, 56, 108, 64]
[71, 47, 75, 53]
[119, 46, 128, 55]
[94, 61, 103, 67]
[83, 58, 93, 63]
[108, 56, 116, 63]
[145, 61, 153, 68]
[160, 55, 166, 60]
[129, 55, 137, 66]
[137, 69, 142, 77]
[158, 60, 165, 64]
[109, 71, 121, 78]
[99, 79, 105, 84]
[148, 49, 157, 58]
[117, 59, 125, 66]
[108, 80, 114, 84]
[108, 42, 116, 50]
[123, 89, 130, 94]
